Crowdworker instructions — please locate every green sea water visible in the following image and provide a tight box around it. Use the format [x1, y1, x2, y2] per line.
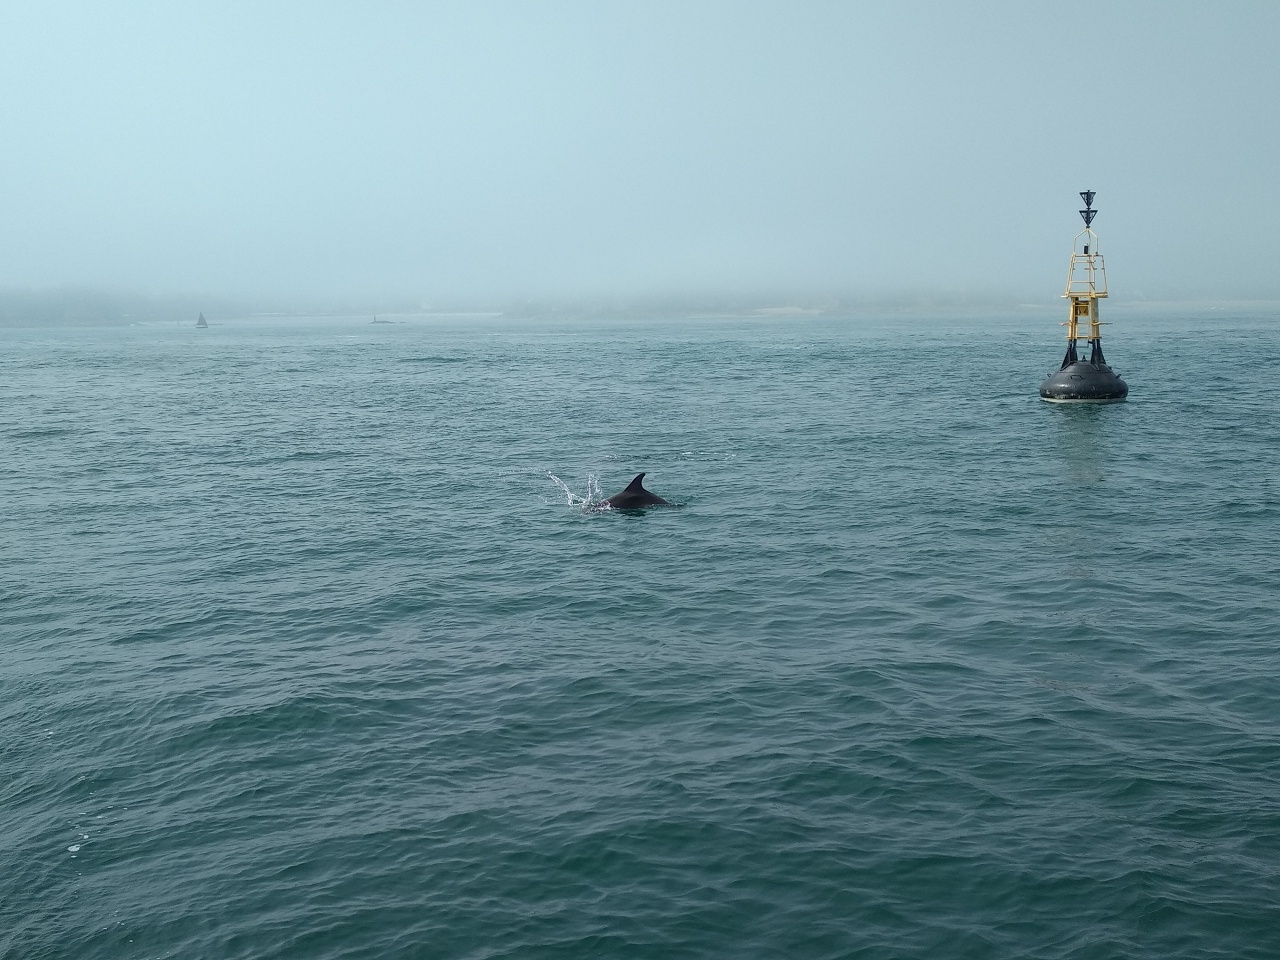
[3, 307, 1279, 958]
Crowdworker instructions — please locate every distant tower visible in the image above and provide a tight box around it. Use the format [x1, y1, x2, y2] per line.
[1039, 192, 1127, 401]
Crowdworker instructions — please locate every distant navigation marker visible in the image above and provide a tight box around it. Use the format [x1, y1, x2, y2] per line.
[1039, 191, 1128, 402]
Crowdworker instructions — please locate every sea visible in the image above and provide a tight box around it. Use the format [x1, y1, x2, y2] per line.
[3, 306, 1278, 959]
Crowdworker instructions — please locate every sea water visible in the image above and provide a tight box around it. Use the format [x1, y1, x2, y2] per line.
[2, 307, 1278, 959]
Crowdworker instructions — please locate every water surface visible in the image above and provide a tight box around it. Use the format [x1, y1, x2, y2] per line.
[3, 308, 1278, 958]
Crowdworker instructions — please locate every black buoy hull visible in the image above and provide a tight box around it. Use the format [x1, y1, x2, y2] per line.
[1039, 361, 1128, 402]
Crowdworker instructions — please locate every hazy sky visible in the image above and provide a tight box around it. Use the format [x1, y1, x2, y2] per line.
[2, 2, 1277, 304]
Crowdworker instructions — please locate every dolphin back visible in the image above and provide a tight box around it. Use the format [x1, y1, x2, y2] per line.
[602, 472, 671, 509]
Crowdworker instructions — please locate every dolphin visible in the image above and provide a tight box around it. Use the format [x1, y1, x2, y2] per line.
[602, 473, 671, 510]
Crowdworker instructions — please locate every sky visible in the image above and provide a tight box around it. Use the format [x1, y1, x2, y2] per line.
[1, 1, 1277, 307]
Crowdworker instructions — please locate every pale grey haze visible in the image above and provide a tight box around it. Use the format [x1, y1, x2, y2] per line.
[1, 1, 1277, 310]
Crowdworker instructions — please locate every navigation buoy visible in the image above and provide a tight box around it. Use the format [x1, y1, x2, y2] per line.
[1039, 191, 1127, 402]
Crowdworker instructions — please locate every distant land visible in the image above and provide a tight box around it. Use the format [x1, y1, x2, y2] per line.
[2, 285, 1274, 328]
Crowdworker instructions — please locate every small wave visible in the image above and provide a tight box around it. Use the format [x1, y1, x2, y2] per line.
[282, 449, 352, 462]
[7, 427, 75, 440]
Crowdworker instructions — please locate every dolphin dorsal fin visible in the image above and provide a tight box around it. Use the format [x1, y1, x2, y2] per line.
[624, 473, 647, 491]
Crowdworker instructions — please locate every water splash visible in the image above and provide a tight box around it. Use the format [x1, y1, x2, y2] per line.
[547, 472, 609, 511]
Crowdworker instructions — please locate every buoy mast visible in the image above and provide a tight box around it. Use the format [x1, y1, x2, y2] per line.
[1061, 191, 1108, 367]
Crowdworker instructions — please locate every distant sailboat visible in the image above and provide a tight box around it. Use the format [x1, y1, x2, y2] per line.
[196, 313, 208, 328]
